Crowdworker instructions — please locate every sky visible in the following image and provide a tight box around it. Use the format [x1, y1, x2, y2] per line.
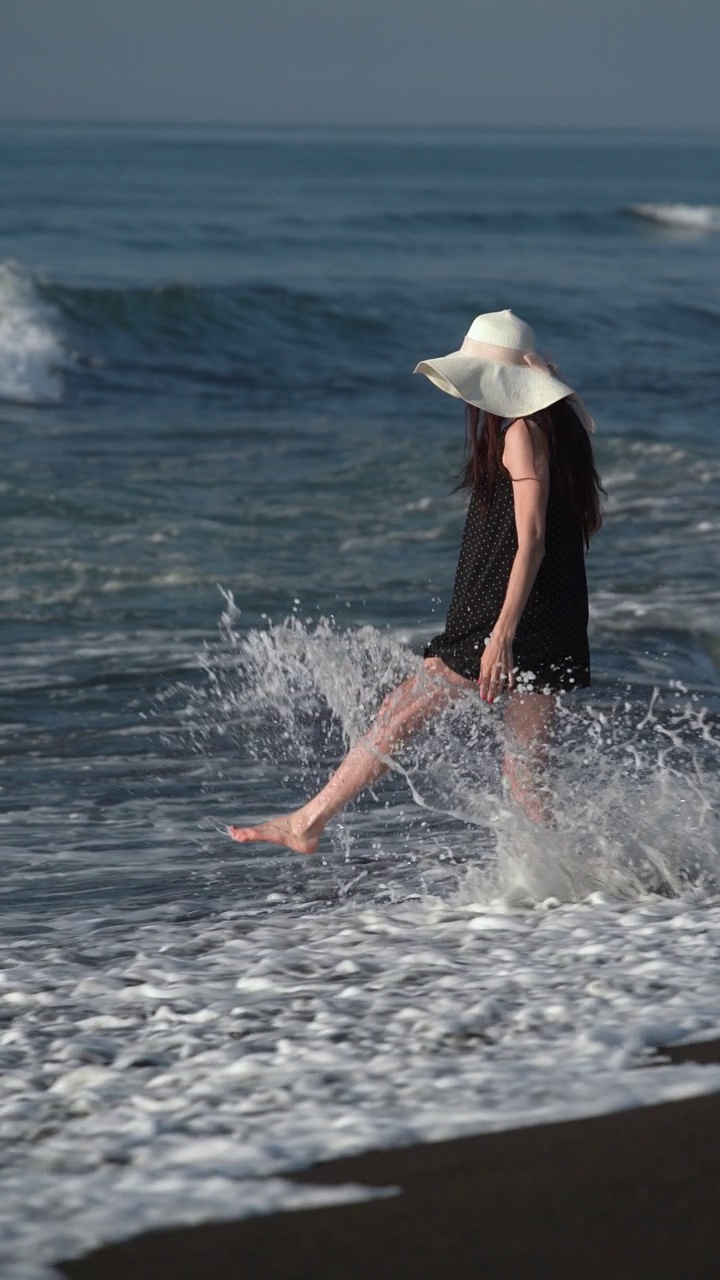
[1, 0, 718, 129]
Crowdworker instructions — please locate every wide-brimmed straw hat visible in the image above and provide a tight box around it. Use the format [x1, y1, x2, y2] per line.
[414, 309, 594, 428]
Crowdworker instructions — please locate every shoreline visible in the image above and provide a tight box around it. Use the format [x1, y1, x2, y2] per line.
[60, 1038, 720, 1280]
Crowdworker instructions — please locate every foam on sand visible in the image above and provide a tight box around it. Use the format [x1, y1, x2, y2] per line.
[0, 262, 66, 404]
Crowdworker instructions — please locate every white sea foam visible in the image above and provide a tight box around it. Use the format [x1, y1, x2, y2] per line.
[4, 892, 720, 1278]
[2, 611, 720, 1277]
[0, 262, 65, 404]
[628, 203, 720, 232]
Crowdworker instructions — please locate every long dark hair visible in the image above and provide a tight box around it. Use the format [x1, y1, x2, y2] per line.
[456, 398, 604, 548]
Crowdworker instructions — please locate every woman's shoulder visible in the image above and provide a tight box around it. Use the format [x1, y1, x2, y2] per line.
[502, 418, 548, 475]
[503, 416, 541, 439]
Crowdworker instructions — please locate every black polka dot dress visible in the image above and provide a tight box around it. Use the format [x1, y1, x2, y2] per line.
[425, 445, 591, 694]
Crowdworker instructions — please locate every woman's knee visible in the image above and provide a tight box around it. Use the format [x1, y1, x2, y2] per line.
[422, 656, 445, 677]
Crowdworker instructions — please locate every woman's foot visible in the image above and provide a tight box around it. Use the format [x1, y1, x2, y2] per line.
[227, 811, 322, 855]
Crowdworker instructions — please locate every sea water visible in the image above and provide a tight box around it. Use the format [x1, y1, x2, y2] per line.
[1, 124, 720, 1276]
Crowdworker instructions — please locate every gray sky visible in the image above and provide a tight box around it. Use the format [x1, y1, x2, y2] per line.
[1, 0, 718, 128]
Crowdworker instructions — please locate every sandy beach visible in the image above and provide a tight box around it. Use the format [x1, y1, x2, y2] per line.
[60, 1039, 720, 1280]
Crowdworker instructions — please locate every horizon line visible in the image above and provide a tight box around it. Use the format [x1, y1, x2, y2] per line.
[1, 118, 719, 134]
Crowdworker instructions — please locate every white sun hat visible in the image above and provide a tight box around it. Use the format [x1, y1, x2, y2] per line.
[414, 308, 594, 428]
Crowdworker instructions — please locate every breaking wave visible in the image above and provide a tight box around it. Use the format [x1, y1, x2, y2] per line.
[0, 262, 66, 404]
[30, 273, 403, 400]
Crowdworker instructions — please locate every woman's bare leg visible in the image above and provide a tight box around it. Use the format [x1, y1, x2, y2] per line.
[228, 657, 475, 853]
[502, 691, 556, 824]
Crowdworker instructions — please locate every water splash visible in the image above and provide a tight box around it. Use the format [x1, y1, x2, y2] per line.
[0, 261, 66, 404]
[185, 598, 720, 907]
[187, 591, 418, 764]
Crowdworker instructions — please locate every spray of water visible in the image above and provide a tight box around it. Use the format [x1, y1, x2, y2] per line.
[183, 593, 720, 908]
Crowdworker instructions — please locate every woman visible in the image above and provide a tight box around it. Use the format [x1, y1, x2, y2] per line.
[229, 309, 602, 848]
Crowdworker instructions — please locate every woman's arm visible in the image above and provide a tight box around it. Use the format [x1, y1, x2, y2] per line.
[478, 418, 549, 703]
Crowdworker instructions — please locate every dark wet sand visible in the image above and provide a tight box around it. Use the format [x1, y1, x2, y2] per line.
[60, 1039, 720, 1280]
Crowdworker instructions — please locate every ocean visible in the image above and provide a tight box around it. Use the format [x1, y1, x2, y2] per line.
[2, 123, 720, 1276]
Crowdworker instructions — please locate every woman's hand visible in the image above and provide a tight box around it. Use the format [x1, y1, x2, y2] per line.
[479, 631, 515, 703]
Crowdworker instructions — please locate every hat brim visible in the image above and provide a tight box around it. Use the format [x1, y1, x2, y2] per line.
[414, 352, 573, 418]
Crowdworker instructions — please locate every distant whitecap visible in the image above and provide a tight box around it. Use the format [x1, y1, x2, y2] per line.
[628, 202, 720, 231]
